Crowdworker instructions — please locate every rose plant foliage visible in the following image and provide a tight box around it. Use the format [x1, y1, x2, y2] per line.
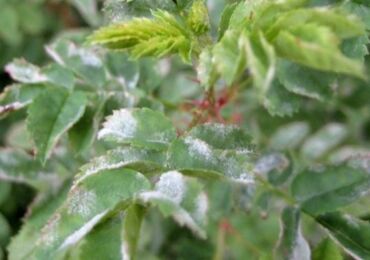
[0, 0, 370, 259]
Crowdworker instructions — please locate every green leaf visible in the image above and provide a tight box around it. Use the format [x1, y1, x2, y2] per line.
[277, 60, 336, 101]
[273, 25, 365, 79]
[122, 204, 146, 260]
[291, 165, 370, 215]
[69, 0, 101, 26]
[262, 80, 303, 117]
[167, 136, 255, 183]
[245, 31, 276, 95]
[8, 188, 69, 260]
[270, 122, 310, 150]
[98, 108, 177, 150]
[46, 39, 107, 88]
[27, 88, 87, 164]
[188, 123, 252, 151]
[138, 171, 208, 238]
[0, 149, 65, 191]
[341, 35, 369, 62]
[197, 48, 218, 89]
[186, 0, 209, 35]
[0, 84, 44, 117]
[29, 169, 150, 259]
[300, 123, 348, 160]
[0, 213, 11, 248]
[212, 30, 246, 85]
[75, 147, 166, 185]
[5, 59, 75, 89]
[68, 95, 107, 155]
[217, 3, 237, 40]
[70, 217, 122, 260]
[313, 238, 343, 260]
[89, 10, 193, 62]
[316, 212, 370, 259]
[275, 207, 311, 260]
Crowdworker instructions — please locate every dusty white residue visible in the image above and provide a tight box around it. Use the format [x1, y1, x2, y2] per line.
[193, 192, 208, 223]
[40, 213, 61, 247]
[59, 210, 108, 250]
[254, 153, 289, 175]
[67, 188, 97, 217]
[155, 171, 186, 204]
[234, 172, 255, 184]
[5, 60, 47, 83]
[173, 209, 206, 239]
[291, 226, 311, 260]
[98, 109, 137, 140]
[67, 43, 102, 67]
[184, 137, 212, 161]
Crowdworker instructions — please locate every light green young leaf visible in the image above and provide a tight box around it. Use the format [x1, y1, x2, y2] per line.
[186, 0, 209, 35]
[98, 108, 177, 150]
[217, 2, 237, 40]
[313, 238, 343, 260]
[316, 212, 370, 259]
[138, 171, 208, 238]
[197, 48, 218, 89]
[300, 123, 348, 160]
[291, 165, 370, 215]
[29, 169, 150, 259]
[273, 25, 365, 79]
[275, 207, 311, 260]
[89, 10, 193, 62]
[27, 88, 87, 164]
[122, 204, 146, 260]
[212, 30, 246, 85]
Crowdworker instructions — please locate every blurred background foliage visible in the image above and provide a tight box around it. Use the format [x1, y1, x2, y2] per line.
[0, 0, 369, 259]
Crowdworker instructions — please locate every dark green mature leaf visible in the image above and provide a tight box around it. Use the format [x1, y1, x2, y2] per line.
[291, 165, 370, 215]
[89, 10, 193, 62]
[277, 60, 336, 101]
[0, 212, 11, 248]
[138, 171, 208, 238]
[275, 207, 311, 260]
[27, 88, 87, 164]
[313, 238, 343, 260]
[122, 204, 146, 260]
[98, 108, 177, 150]
[0, 149, 65, 191]
[74, 147, 166, 185]
[316, 212, 370, 259]
[29, 169, 150, 259]
[70, 217, 122, 260]
[8, 188, 69, 260]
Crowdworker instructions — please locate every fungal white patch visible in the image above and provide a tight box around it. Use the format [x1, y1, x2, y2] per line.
[5, 60, 47, 83]
[193, 192, 208, 224]
[234, 173, 255, 185]
[67, 188, 97, 217]
[98, 109, 138, 140]
[254, 153, 289, 175]
[155, 171, 186, 204]
[184, 137, 212, 161]
[67, 43, 102, 67]
[40, 213, 61, 247]
[59, 210, 108, 250]
[291, 226, 311, 260]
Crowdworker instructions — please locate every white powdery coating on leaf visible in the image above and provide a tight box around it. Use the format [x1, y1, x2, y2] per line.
[40, 213, 61, 247]
[5, 60, 47, 83]
[193, 192, 208, 224]
[173, 209, 206, 239]
[67, 188, 97, 217]
[67, 43, 102, 67]
[234, 173, 255, 185]
[291, 226, 311, 260]
[184, 137, 212, 161]
[59, 210, 108, 250]
[254, 153, 289, 175]
[98, 109, 138, 140]
[155, 171, 186, 204]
